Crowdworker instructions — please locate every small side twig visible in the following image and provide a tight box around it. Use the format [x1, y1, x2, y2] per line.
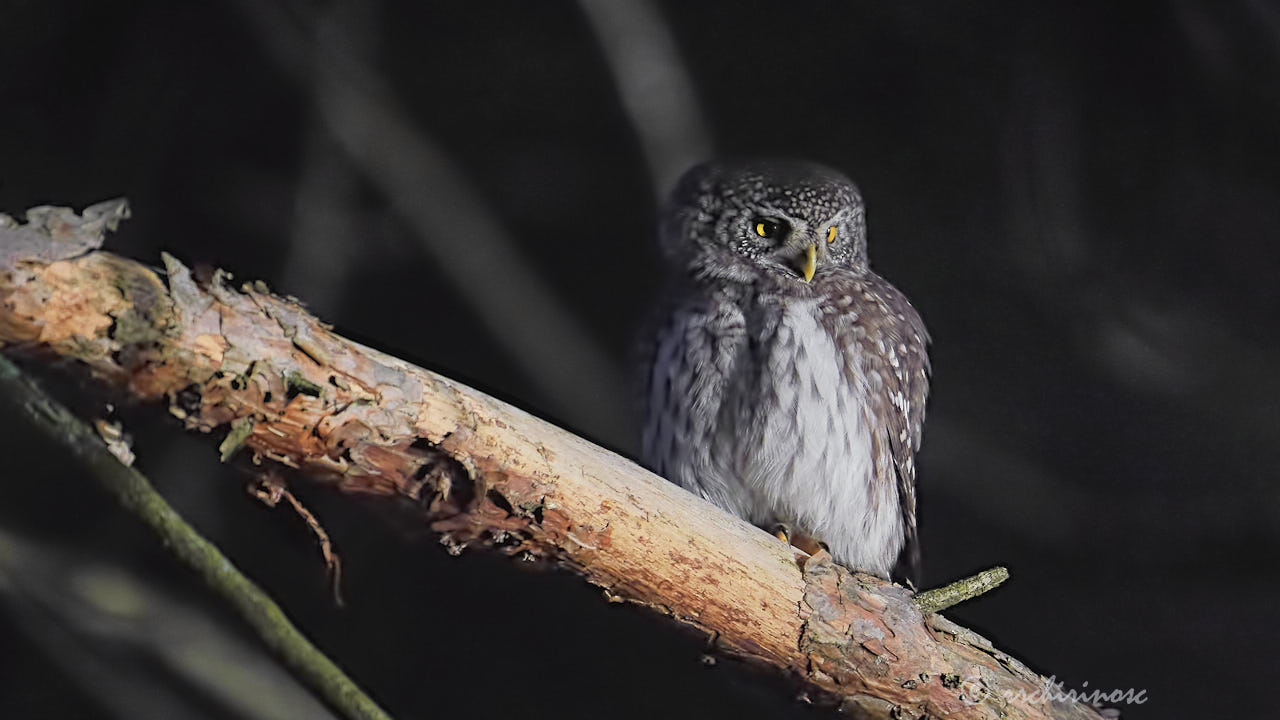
[0, 354, 391, 720]
[912, 566, 1010, 614]
[250, 471, 345, 607]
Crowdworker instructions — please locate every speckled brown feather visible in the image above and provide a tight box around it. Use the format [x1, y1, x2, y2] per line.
[816, 270, 930, 579]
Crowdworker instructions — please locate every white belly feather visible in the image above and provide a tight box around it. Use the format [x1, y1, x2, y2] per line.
[645, 295, 905, 576]
[736, 299, 901, 574]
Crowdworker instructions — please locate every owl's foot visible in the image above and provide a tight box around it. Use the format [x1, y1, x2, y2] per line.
[791, 534, 828, 557]
[772, 523, 791, 544]
[769, 523, 828, 561]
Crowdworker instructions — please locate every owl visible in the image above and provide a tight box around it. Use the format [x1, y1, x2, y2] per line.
[640, 159, 930, 579]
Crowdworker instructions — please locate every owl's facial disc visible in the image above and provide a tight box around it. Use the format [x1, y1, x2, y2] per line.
[751, 214, 818, 282]
[661, 159, 870, 283]
[777, 234, 822, 283]
[760, 221, 825, 283]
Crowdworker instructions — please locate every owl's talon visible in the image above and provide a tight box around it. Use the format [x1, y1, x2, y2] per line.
[769, 523, 829, 566]
[791, 535, 828, 557]
[771, 523, 792, 545]
[769, 524, 808, 566]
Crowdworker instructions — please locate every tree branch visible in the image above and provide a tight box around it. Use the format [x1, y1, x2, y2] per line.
[0, 200, 1107, 719]
[913, 567, 1010, 614]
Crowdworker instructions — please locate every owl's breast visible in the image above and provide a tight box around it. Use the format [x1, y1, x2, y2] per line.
[731, 298, 878, 532]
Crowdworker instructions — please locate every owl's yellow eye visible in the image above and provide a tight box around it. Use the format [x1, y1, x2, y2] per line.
[827, 226, 838, 243]
[752, 218, 785, 240]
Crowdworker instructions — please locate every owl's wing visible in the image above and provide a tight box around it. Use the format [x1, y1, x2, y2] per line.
[638, 287, 747, 511]
[871, 276, 931, 581]
[829, 272, 931, 581]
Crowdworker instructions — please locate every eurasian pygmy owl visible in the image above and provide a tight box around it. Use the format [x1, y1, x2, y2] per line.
[640, 159, 930, 579]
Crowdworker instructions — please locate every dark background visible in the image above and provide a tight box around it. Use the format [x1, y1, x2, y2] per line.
[1, 1, 1276, 718]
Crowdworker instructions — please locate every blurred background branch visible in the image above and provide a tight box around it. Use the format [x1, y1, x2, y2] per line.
[0, 527, 339, 720]
[0, 356, 391, 720]
[578, 0, 712, 199]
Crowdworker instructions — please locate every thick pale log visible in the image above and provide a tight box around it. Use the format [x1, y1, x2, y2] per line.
[0, 201, 1106, 719]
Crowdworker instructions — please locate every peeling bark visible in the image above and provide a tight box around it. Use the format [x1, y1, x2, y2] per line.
[0, 201, 1107, 720]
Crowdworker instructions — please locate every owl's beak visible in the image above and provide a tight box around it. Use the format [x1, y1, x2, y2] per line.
[799, 244, 817, 283]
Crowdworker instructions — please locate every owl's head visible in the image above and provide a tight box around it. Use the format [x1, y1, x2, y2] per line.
[660, 159, 867, 285]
